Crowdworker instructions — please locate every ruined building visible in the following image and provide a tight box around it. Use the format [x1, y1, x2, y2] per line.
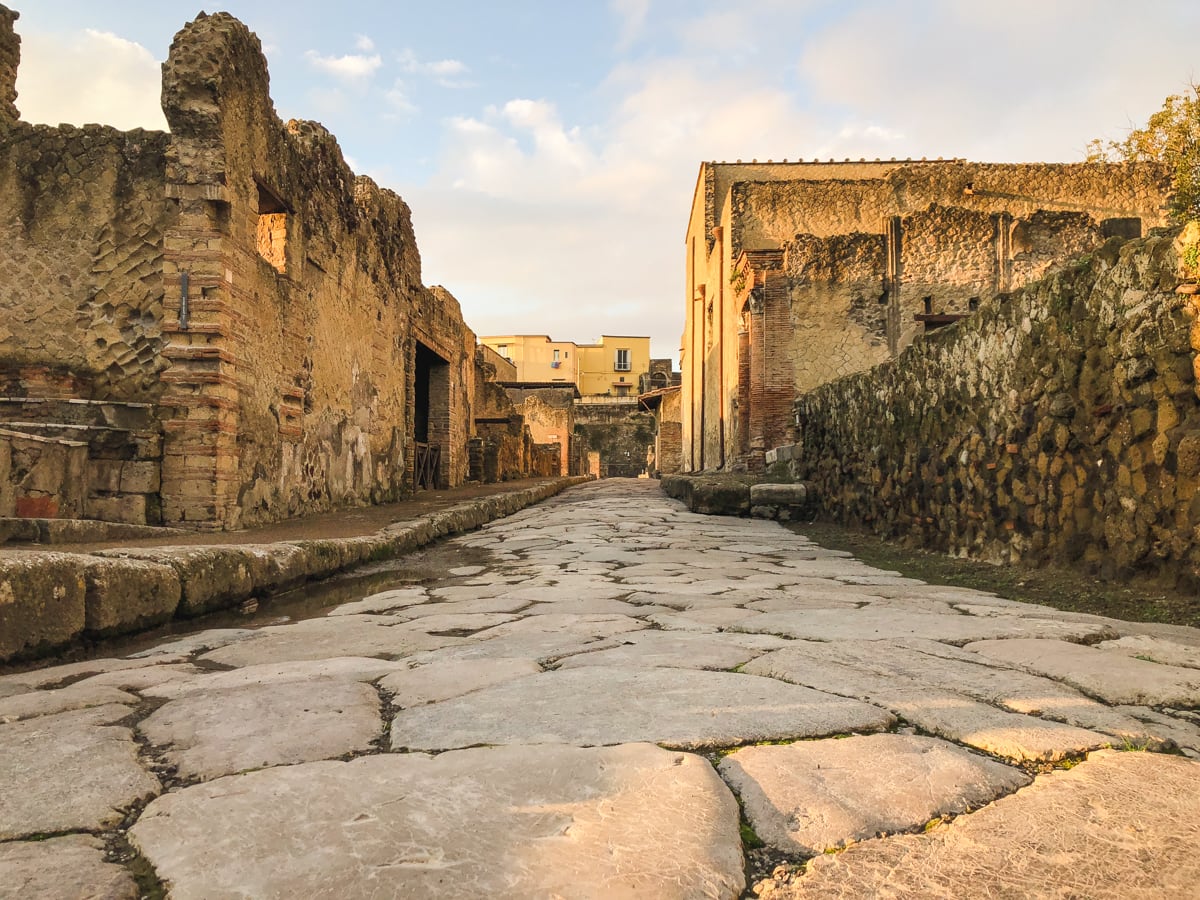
[0, 8, 521, 529]
[682, 159, 1173, 472]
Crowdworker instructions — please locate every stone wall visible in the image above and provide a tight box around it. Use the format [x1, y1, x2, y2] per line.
[0, 9, 485, 529]
[784, 228, 1200, 588]
[574, 400, 656, 478]
[683, 159, 1174, 473]
[0, 123, 174, 400]
[0, 4, 17, 125]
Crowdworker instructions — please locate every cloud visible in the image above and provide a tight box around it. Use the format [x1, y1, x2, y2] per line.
[611, 0, 651, 52]
[398, 49, 472, 87]
[16, 29, 166, 131]
[384, 79, 418, 117]
[304, 49, 382, 83]
[354, 35, 375, 53]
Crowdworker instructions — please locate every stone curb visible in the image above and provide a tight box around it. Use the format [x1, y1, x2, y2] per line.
[662, 473, 813, 520]
[0, 476, 591, 663]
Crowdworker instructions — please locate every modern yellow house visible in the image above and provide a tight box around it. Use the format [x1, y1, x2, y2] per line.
[479, 334, 650, 398]
[575, 336, 650, 397]
[477, 335, 578, 385]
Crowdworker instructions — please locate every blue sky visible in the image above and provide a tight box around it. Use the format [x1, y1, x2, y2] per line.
[12, 1, 1200, 360]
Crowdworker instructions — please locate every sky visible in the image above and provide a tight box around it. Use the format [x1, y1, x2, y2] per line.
[12, 1, 1200, 361]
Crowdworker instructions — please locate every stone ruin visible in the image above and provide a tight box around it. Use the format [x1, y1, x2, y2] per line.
[0, 7, 550, 531]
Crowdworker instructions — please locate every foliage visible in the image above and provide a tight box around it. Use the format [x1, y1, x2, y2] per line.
[1086, 84, 1200, 223]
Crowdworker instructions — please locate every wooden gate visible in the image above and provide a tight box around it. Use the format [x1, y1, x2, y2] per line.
[414, 442, 440, 490]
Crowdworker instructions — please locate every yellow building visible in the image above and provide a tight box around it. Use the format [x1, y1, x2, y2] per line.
[478, 334, 650, 398]
[575, 336, 650, 398]
[477, 335, 577, 385]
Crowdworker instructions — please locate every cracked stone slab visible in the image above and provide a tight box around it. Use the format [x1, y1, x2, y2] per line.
[0, 834, 138, 899]
[1096, 634, 1200, 670]
[199, 615, 466, 667]
[967, 639, 1200, 707]
[380, 658, 543, 707]
[744, 642, 1117, 762]
[391, 666, 893, 751]
[0, 704, 159, 839]
[720, 733, 1030, 854]
[787, 750, 1200, 899]
[0, 681, 138, 724]
[326, 587, 429, 616]
[139, 679, 381, 781]
[556, 630, 767, 671]
[410, 613, 645, 665]
[736, 608, 1117, 644]
[125, 628, 256, 658]
[143, 656, 409, 700]
[131, 743, 745, 900]
[0, 655, 175, 691]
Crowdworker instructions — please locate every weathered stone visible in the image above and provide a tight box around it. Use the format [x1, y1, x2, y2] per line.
[139, 680, 381, 781]
[557, 630, 765, 671]
[736, 607, 1115, 645]
[326, 586, 429, 616]
[93, 547, 255, 617]
[125, 627, 255, 658]
[0, 834, 138, 900]
[1097, 634, 1200, 670]
[82, 556, 181, 637]
[0, 680, 137, 724]
[410, 613, 645, 665]
[200, 615, 465, 667]
[788, 751, 1200, 899]
[131, 744, 745, 899]
[391, 666, 893, 751]
[0, 704, 159, 839]
[749, 482, 809, 507]
[379, 658, 542, 707]
[720, 734, 1030, 853]
[743, 641, 1121, 761]
[143, 656, 406, 700]
[967, 638, 1200, 706]
[0, 551, 88, 659]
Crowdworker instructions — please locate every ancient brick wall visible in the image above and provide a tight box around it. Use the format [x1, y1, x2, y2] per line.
[155, 13, 477, 527]
[787, 229, 1200, 589]
[0, 9, 486, 529]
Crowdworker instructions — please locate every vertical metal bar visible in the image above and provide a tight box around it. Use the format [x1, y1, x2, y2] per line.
[179, 270, 190, 331]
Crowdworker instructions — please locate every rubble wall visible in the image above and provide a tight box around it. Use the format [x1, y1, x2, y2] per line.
[787, 229, 1200, 588]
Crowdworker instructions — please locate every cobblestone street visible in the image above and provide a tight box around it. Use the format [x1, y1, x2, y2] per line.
[2, 479, 1198, 898]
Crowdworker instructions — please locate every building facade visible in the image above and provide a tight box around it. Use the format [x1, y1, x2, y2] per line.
[479, 334, 651, 399]
[0, 8, 549, 528]
[681, 159, 1173, 472]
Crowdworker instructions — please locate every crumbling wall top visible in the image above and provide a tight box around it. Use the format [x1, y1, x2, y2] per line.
[0, 4, 20, 126]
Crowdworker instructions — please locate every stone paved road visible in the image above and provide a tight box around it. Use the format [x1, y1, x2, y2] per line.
[1, 479, 1198, 899]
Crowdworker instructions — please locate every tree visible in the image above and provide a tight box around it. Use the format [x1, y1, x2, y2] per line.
[1087, 85, 1200, 223]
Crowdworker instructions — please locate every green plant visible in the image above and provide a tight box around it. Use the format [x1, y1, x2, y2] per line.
[1087, 83, 1200, 223]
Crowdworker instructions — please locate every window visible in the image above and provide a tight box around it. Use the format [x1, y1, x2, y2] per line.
[256, 181, 290, 274]
[497, 344, 510, 361]
[614, 348, 631, 371]
[553, 349, 560, 361]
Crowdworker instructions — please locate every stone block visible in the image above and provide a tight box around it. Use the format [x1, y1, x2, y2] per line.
[94, 547, 254, 617]
[120, 461, 161, 493]
[82, 558, 181, 638]
[750, 482, 809, 507]
[88, 459, 123, 493]
[0, 552, 89, 661]
[86, 494, 147, 526]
